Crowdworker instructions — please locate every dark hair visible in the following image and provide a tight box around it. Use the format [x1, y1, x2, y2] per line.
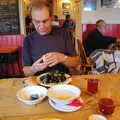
[96, 19, 105, 26]
[54, 15, 58, 19]
[30, 1, 53, 17]
[66, 14, 70, 19]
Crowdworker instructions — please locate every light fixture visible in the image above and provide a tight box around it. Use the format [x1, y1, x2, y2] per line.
[62, 0, 70, 3]
[119, 0, 120, 3]
[84, 7, 92, 11]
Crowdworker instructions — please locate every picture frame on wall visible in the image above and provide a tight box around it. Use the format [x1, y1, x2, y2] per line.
[62, 3, 70, 15]
[101, 0, 120, 8]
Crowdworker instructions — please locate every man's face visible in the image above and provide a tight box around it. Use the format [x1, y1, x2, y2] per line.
[32, 7, 52, 35]
[99, 22, 106, 34]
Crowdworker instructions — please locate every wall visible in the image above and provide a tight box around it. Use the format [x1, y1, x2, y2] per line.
[55, 0, 78, 20]
[75, 0, 83, 54]
[19, 0, 26, 35]
[75, 0, 83, 40]
[82, 0, 120, 24]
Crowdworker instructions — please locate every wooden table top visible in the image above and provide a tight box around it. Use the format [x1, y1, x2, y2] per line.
[0, 73, 120, 120]
[0, 46, 19, 53]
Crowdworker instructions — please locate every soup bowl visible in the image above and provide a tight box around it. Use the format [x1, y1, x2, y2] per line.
[48, 84, 81, 105]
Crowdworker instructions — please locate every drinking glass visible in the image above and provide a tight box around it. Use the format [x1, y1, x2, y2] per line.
[99, 98, 115, 115]
[87, 78, 99, 95]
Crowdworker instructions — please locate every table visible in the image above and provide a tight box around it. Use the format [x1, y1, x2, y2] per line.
[0, 73, 120, 120]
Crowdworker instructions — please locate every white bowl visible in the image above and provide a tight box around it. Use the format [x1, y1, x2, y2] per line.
[48, 84, 81, 105]
[89, 114, 107, 120]
[16, 85, 47, 105]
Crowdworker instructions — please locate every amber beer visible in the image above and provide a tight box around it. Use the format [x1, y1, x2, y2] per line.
[87, 79, 98, 94]
[99, 98, 115, 115]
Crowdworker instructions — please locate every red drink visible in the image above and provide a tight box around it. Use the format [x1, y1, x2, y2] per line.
[87, 79, 98, 95]
[99, 98, 115, 115]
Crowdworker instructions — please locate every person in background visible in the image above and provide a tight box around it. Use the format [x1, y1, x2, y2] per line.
[62, 14, 75, 45]
[23, 2, 80, 76]
[25, 12, 32, 34]
[25, 11, 35, 34]
[62, 14, 75, 30]
[52, 15, 60, 27]
[84, 19, 120, 57]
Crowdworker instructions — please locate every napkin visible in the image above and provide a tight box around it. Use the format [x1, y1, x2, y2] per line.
[67, 98, 84, 107]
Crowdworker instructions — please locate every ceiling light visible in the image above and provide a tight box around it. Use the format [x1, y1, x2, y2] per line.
[62, 0, 70, 3]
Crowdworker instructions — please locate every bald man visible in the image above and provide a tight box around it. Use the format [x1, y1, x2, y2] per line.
[84, 19, 120, 56]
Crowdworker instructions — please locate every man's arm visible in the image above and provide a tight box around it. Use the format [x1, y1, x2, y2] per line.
[43, 52, 80, 69]
[22, 37, 48, 76]
[23, 57, 48, 76]
[62, 55, 80, 68]
[23, 53, 80, 76]
[23, 66, 37, 76]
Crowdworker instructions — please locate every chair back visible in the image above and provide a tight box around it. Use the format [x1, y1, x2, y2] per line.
[77, 39, 95, 74]
[77, 39, 87, 64]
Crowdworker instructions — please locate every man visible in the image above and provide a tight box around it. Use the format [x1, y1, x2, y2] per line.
[62, 14, 75, 29]
[52, 15, 60, 27]
[84, 19, 120, 57]
[23, 3, 80, 76]
[62, 14, 75, 45]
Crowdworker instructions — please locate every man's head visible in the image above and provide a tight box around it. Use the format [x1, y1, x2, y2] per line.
[53, 15, 58, 21]
[96, 19, 106, 34]
[66, 14, 70, 21]
[31, 3, 52, 35]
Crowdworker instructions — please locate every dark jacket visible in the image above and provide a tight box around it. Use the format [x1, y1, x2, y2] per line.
[83, 29, 116, 56]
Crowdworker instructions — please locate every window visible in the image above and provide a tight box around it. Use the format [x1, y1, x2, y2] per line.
[101, 0, 120, 8]
[84, 0, 97, 11]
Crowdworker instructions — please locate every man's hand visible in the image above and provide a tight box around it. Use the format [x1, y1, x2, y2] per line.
[32, 57, 48, 72]
[43, 52, 68, 67]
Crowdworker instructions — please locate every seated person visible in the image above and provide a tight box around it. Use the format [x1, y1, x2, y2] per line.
[23, 2, 80, 76]
[52, 15, 60, 27]
[90, 49, 120, 74]
[84, 19, 120, 57]
[62, 14, 75, 31]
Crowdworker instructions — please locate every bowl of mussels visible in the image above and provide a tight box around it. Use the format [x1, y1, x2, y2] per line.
[36, 71, 72, 87]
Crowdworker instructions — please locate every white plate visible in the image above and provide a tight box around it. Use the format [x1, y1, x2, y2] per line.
[89, 114, 107, 120]
[36, 73, 72, 87]
[48, 84, 81, 105]
[16, 85, 47, 105]
[48, 98, 83, 112]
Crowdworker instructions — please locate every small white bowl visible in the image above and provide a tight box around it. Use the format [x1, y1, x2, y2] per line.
[89, 114, 107, 120]
[48, 84, 81, 105]
[16, 85, 47, 105]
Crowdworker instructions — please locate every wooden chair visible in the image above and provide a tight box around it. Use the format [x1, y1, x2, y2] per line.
[77, 39, 95, 74]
